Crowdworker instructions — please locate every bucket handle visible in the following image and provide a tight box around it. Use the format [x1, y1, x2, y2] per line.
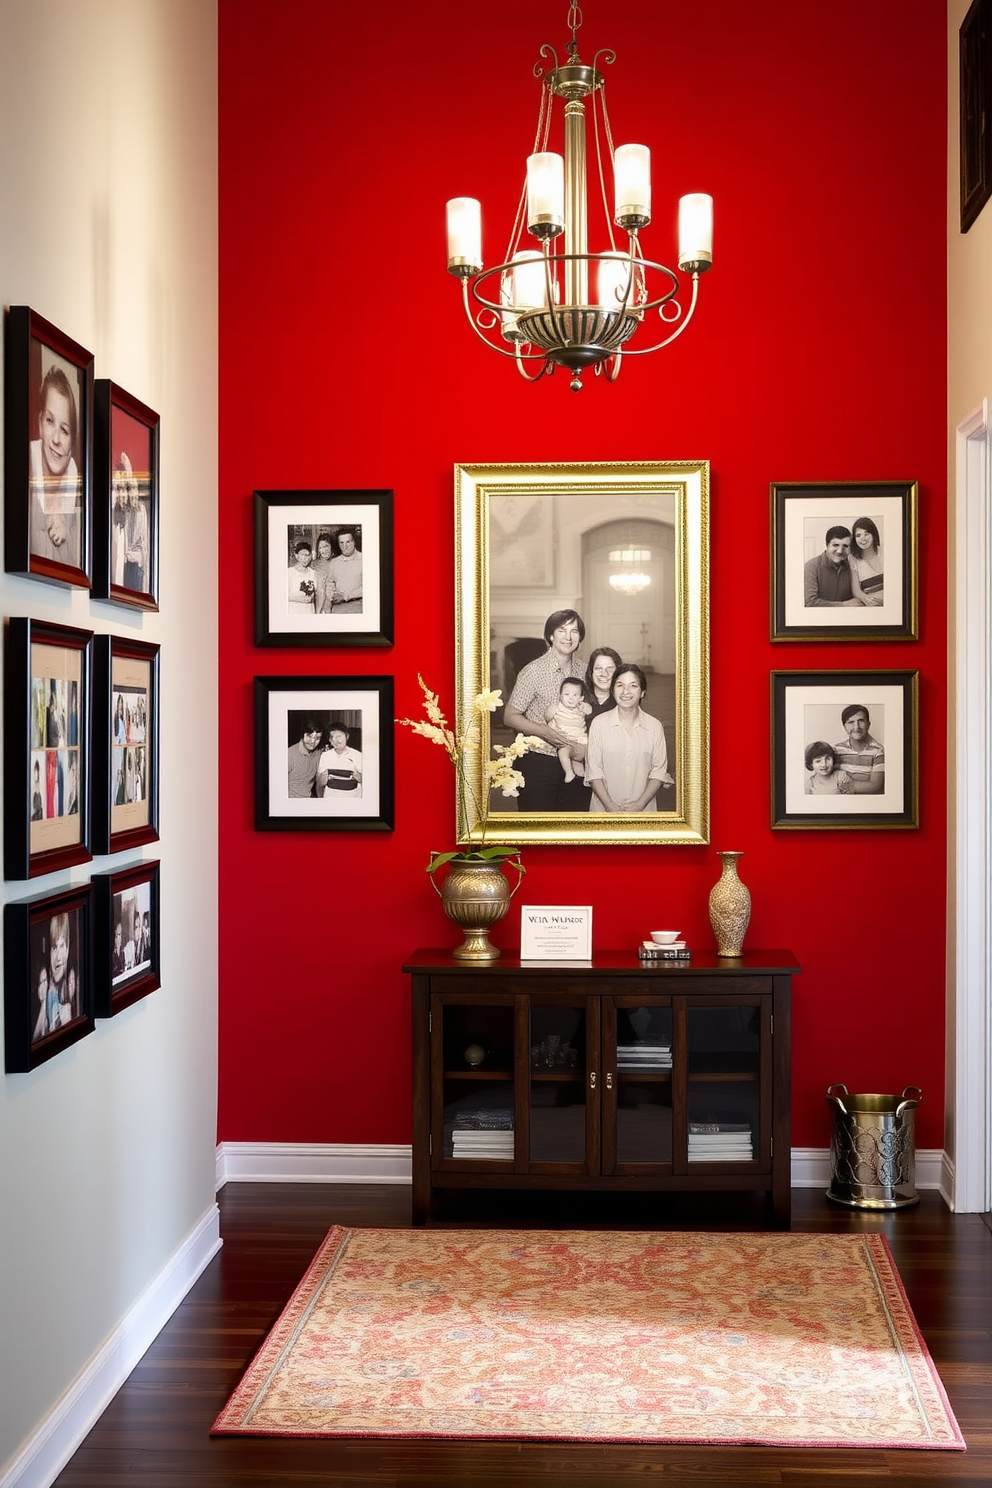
[896, 1085, 923, 1115]
[825, 1082, 850, 1114]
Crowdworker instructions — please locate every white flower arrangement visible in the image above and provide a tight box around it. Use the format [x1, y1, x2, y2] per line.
[396, 675, 544, 873]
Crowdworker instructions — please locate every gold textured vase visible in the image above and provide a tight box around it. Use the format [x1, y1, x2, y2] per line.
[708, 850, 751, 958]
[429, 855, 522, 962]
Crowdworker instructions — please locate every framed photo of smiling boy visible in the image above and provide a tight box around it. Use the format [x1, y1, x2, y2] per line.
[4, 306, 93, 589]
[771, 481, 918, 641]
[771, 670, 919, 830]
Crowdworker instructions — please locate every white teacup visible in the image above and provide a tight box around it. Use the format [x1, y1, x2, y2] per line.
[650, 930, 681, 944]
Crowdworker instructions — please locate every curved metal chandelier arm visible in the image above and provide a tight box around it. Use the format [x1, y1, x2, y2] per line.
[457, 279, 560, 364]
[616, 273, 701, 356]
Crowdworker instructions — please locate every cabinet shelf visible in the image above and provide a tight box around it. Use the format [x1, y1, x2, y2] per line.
[443, 1068, 513, 1081]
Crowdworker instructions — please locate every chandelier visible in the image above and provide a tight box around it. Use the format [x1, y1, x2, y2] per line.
[609, 546, 652, 596]
[445, 3, 713, 392]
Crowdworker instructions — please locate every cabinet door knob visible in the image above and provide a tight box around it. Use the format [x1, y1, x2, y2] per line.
[606, 1072, 613, 1089]
[590, 1070, 597, 1089]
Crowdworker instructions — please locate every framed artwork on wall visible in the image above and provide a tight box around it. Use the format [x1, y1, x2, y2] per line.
[4, 618, 92, 880]
[254, 674, 394, 832]
[454, 461, 710, 847]
[961, 0, 992, 232]
[4, 883, 94, 1073]
[771, 481, 918, 641]
[771, 670, 919, 830]
[92, 860, 161, 1016]
[92, 635, 161, 855]
[254, 489, 394, 647]
[4, 305, 93, 589]
[92, 380, 160, 609]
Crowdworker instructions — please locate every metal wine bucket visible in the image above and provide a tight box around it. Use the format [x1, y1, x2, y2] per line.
[825, 1083, 922, 1209]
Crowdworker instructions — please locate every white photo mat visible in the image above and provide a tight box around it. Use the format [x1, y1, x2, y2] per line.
[266, 502, 381, 637]
[267, 687, 380, 818]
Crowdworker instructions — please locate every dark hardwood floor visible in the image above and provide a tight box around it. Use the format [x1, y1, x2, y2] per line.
[52, 1184, 992, 1487]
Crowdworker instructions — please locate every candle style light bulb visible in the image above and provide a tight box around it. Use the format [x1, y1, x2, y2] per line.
[446, 197, 482, 276]
[678, 193, 713, 273]
[614, 145, 651, 229]
[526, 153, 565, 239]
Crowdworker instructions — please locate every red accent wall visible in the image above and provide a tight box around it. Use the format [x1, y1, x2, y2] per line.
[218, 0, 947, 1149]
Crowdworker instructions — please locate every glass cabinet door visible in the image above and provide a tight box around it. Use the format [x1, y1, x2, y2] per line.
[433, 995, 516, 1165]
[685, 1001, 763, 1166]
[604, 999, 674, 1172]
[527, 999, 592, 1167]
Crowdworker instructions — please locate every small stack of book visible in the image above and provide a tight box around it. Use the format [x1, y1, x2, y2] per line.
[616, 1041, 672, 1071]
[688, 1120, 753, 1161]
[639, 939, 691, 962]
[450, 1107, 514, 1160]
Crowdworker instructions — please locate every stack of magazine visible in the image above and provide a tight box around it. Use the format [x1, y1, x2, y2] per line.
[687, 1120, 753, 1161]
[450, 1106, 514, 1160]
[616, 1041, 672, 1071]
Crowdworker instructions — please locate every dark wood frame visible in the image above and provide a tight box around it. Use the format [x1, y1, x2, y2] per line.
[4, 882, 94, 1072]
[961, 0, 992, 231]
[771, 669, 919, 830]
[771, 481, 918, 641]
[92, 380, 161, 609]
[92, 635, 161, 855]
[254, 674, 394, 832]
[4, 306, 93, 588]
[92, 860, 161, 1016]
[4, 617, 93, 880]
[253, 489, 394, 648]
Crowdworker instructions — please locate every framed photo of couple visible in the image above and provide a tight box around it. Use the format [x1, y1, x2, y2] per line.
[454, 461, 710, 848]
[4, 883, 94, 1073]
[4, 306, 93, 589]
[771, 481, 918, 641]
[254, 674, 394, 833]
[92, 636, 161, 855]
[92, 861, 161, 1016]
[771, 670, 919, 830]
[254, 489, 394, 648]
[4, 618, 92, 880]
[92, 380, 160, 609]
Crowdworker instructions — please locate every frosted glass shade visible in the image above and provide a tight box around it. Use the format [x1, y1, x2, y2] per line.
[678, 193, 713, 268]
[446, 197, 482, 273]
[614, 144, 651, 226]
[527, 153, 565, 236]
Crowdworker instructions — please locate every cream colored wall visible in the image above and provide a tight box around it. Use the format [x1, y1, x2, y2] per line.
[0, 0, 218, 1476]
[947, 0, 992, 1193]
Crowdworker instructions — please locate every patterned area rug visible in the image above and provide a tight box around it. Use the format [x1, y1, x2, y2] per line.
[212, 1227, 964, 1449]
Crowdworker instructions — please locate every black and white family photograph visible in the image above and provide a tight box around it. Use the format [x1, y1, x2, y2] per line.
[4, 886, 94, 1073]
[254, 676, 394, 833]
[254, 489, 393, 647]
[92, 862, 161, 1017]
[28, 639, 85, 861]
[4, 307, 93, 587]
[772, 671, 919, 829]
[455, 462, 710, 847]
[772, 481, 918, 640]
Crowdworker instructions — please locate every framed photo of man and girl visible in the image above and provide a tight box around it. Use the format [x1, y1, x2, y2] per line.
[454, 462, 711, 848]
[4, 307, 160, 608]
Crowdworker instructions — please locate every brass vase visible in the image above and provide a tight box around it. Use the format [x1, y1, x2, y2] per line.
[429, 854, 522, 962]
[708, 850, 751, 958]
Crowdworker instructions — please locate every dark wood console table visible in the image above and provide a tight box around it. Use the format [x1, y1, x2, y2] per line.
[406, 949, 798, 1228]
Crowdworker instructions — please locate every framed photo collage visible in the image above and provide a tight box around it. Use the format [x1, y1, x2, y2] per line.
[3, 306, 161, 1074]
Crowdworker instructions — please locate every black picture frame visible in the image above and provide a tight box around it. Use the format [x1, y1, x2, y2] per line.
[92, 860, 161, 1016]
[771, 670, 919, 830]
[4, 883, 94, 1072]
[4, 617, 93, 880]
[771, 481, 918, 642]
[961, 0, 992, 232]
[254, 674, 394, 832]
[92, 635, 161, 855]
[4, 306, 93, 588]
[92, 380, 160, 609]
[254, 489, 394, 647]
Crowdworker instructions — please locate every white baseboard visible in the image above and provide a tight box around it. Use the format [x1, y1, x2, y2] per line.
[790, 1146, 945, 1192]
[2, 1203, 221, 1488]
[216, 1141, 413, 1188]
[216, 1142, 948, 1195]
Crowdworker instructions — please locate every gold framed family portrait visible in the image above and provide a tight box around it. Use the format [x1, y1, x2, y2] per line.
[454, 461, 710, 848]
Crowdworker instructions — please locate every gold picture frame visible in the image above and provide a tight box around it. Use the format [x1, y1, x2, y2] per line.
[455, 460, 710, 847]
